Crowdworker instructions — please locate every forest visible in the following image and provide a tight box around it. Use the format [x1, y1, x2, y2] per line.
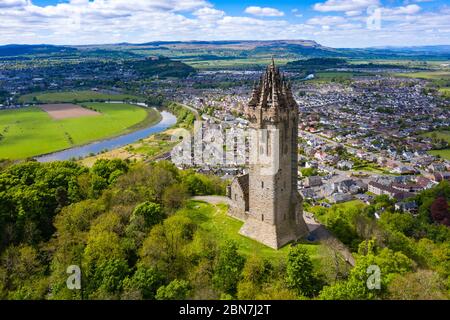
[0, 159, 448, 300]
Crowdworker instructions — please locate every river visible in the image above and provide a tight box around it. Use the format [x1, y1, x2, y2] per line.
[35, 109, 177, 162]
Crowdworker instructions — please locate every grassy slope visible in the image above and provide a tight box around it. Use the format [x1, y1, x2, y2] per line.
[178, 200, 322, 264]
[0, 103, 159, 159]
[18, 90, 144, 104]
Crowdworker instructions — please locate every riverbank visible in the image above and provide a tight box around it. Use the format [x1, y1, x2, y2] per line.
[36, 110, 176, 162]
[0, 102, 157, 160]
[78, 102, 197, 166]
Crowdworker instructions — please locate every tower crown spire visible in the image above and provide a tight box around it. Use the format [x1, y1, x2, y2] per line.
[246, 59, 297, 126]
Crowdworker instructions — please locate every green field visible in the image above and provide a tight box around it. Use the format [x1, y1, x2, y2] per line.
[178, 201, 321, 263]
[428, 149, 450, 161]
[19, 90, 144, 104]
[310, 71, 364, 83]
[439, 87, 450, 98]
[0, 103, 160, 159]
[422, 130, 450, 160]
[422, 130, 450, 143]
[393, 71, 450, 80]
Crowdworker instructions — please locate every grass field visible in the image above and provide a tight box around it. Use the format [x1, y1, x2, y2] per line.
[422, 130, 450, 160]
[178, 200, 322, 264]
[393, 71, 450, 80]
[428, 149, 450, 161]
[18, 90, 144, 104]
[0, 103, 160, 159]
[439, 87, 450, 98]
[422, 130, 450, 143]
[187, 58, 294, 69]
[310, 71, 362, 83]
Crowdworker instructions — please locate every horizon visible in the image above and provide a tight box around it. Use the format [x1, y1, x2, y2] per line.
[1, 0, 449, 48]
[2, 40, 450, 50]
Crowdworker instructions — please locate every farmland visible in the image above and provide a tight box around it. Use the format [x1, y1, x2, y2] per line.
[18, 90, 144, 104]
[0, 102, 160, 160]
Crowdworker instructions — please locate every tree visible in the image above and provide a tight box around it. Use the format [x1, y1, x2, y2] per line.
[131, 201, 165, 228]
[286, 245, 320, 297]
[212, 241, 245, 296]
[140, 215, 196, 279]
[237, 255, 273, 299]
[162, 184, 189, 212]
[320, 240, 414, 300]
[387, 270, 448, 300]
[155, 279, 190, 300]
[430, 196, 450, 226]
[122, 266, 165, 300]
[300, 167, 317, 177]
[91, 159, 129, 184]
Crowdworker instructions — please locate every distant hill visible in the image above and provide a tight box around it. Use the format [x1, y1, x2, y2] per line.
[0, 44, 77, 57]
[1, 41, 449, 62]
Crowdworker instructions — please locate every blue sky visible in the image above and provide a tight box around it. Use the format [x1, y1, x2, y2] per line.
[0, 0, 449, 47]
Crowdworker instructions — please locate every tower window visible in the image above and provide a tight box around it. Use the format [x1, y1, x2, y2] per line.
[261, 214, 264, 221]
[234, 194, 237, 201]
[261, 181, 264, 188]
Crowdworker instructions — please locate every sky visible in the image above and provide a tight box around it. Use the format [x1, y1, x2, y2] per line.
[0, 0, 449, 47]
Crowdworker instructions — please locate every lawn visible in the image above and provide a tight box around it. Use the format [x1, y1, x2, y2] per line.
[18, 90, 144, 104]
[0, 103, 160, 159]
[176, 200, 322, 265]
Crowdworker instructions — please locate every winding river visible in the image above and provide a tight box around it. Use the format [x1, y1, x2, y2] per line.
[35, 109, 177, 162]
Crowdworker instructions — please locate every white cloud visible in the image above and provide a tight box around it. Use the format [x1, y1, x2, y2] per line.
[314, 0, 379, 12]
[307, 15, 347, 25]
[244, 6, 284, 17]
[0, 0, 447, 47]
[382, 4, 421, 15]
[0, 0, 29, 8]
[345, 10, 362, 16]
[194, 7, 225, 19]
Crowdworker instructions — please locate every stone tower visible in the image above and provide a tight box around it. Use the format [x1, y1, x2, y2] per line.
[238, 59, 308, 249]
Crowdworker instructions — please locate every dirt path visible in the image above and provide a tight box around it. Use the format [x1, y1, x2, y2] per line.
[192, 195, 232, 205]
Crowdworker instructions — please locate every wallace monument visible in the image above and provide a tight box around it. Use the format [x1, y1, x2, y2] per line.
[228, 60, 309, 249]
